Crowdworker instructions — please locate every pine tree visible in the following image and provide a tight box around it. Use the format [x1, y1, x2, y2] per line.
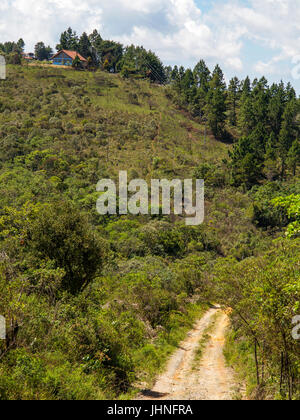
[181, 69, 196, 106]
[268, 83, 285, 136]
[287, 139, 300, 176]
[72, 55, 82, 70]
[192, 60, 211, 119]
[89, 30, 102, 50]
[227, 77, 240, 126]
[56, 27, 79, 51]
[241, 76, 251, 96]
[285, 82, 296, 102]
[78, 32, 91, 59]
[229, 136, 264, 188]
[193, 60, 211, 91]
[279, 100, 298, 178]
[238, 77, 254, 135]
[251, 77, 269, 127]
[264, 132, 279, 180]
[88, 30, 103, 65]
[205, 65, 227, 138]
[171, 65, 179, 83]
[17, 38, 25, 53]
[34, 42, 53, 61]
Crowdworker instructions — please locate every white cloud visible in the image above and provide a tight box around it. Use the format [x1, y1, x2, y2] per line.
[213, 0, 300, 73]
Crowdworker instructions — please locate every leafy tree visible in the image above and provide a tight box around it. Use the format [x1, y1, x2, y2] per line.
[213, 239, 300, 399]
[72, 55, 82, 70]
[34, 42, 53, 61]
[100, 40, 123, 73]
[272, 194, 300, 238]
[0, 40, 23, 54]
[6, 52, 22, 65]
[118, 45, 166, 83]
[24, 202, 104, 294]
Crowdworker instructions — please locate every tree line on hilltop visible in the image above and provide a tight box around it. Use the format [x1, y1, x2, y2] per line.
[167, 62, 300, 189]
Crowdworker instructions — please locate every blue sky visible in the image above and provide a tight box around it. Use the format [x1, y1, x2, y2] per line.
[1, 0, 300, 91]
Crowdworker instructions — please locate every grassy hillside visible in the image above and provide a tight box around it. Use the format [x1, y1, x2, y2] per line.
[0, 65, 299, 400]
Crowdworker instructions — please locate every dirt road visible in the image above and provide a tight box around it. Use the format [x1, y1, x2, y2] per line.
[140, 307, 241, 401]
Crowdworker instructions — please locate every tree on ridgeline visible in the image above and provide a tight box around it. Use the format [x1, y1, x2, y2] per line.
[0, 39, 25, 54]
[78, 32, 91, 59]
[100, 40, 123, 73]
[227, 77, 241, 126]
[17, 38, 25, 53]
[205, 64, 227, 139]
[56, 27, 79, 51]
[118, 45, 166, 83]
[34, 42, 53, 61]
[192, 60, 211, 118]
[268, 82, 286, 138]
[193, 59, 211, 91]
[181, 69, 196, 106]
[89, 29, 103, 51]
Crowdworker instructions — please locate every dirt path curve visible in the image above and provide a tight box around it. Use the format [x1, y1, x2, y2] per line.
[139, 308, 239, 401]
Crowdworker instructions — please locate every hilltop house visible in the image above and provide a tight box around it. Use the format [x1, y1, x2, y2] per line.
[51, 50, 88, 67]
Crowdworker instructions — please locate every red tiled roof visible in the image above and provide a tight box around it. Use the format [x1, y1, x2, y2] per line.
[51, 50, 88, 62]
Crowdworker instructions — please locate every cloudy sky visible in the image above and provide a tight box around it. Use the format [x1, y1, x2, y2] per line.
[1, 0, 300, 89]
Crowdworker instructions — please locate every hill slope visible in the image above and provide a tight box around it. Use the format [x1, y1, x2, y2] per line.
[0, 65, 299, 400]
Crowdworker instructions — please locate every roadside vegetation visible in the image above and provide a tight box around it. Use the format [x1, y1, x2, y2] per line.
[0, 45, 299, 400]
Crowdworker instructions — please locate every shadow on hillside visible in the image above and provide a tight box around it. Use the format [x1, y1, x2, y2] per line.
[218, 130, 235, 144]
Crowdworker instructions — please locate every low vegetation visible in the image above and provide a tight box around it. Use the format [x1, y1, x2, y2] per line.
[0, 54, 299, 400]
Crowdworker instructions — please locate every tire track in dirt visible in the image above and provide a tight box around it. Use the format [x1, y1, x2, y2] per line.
[139, 308, 241, 401]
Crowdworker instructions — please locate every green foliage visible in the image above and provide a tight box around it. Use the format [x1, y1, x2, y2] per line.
[169, 62, 299, 188]
[56, 27, 79, 51]
[213, 239, 300, 399]
[34, 42, 53, 61]
[118, 45, 166, 83]
[272, 194, 300, 238]
[0, 63, 299, 400]
[25, 202, 104, 293]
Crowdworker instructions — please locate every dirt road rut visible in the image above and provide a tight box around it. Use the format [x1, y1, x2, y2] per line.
[140, 308, 240, 401]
